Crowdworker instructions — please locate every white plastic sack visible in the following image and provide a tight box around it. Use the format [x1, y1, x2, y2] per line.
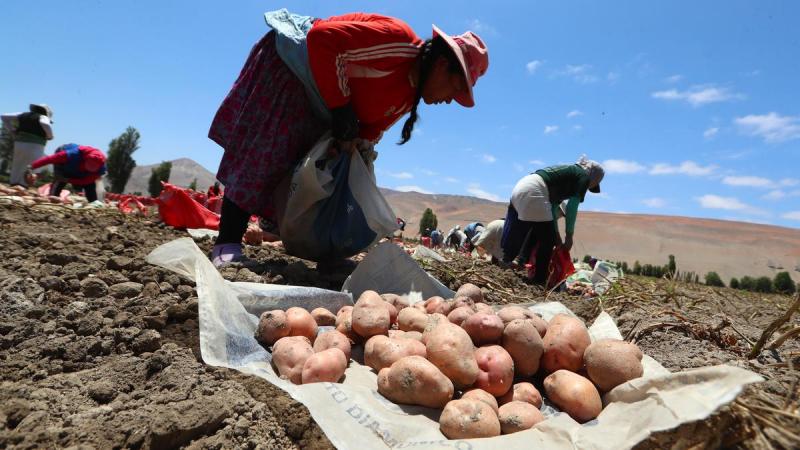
[279, 133, 398, 261]
[147, 237, 763, 450]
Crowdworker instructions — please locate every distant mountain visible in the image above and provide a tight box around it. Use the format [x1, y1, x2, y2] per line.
[380, 187, 800, 283]
[119, 158, 218, 195]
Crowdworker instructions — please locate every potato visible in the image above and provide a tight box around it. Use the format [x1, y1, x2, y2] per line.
[541, 314, 591, 373]
[497, 382, 543, 408]
[584, 339, 644, 392]
[425, 322, 479, 388]
[337, 305, 353, 317]
[388, 329, 406, 339]
[400, 331, 423, 342]
[272, 336, 314, 384]
[497, 306, 548, 337]
[455, 283, 484, 304]
[502, 319, 544, 377]
[447, 306, 474, 326]
[352, 290, 390, 339]
[397, 307, 428, 333]
[377, 356, 454, 408]
[256, 310, 290, 346]
[334, 307, 358, 342]
[313, 330, 352, 361]
[364, 335, 426, 372]
[543, 369, 602, 423]
[425, 296, 451, 315]
[462, 312, 504, 346]
[310, 307, 336, 326]
[301, 348, 347, 384]
[498, 401, 545, 434]
[421, 313, 449, 343]
[385, 302, 398, 326]
[439, 399, 500, 439]
[473, 302, 494, 314]
[412, 302, 427, 312]
[461, 388, 499, 414]
[452, 295, 474, 310]
[474, 345, 515, 396]
[286, 307, 318, 341]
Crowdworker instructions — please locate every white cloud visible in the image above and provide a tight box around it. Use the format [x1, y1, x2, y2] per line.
[651, 85, 743, 107]
[513, 163, 524, 172]
[607, 71, 620, 83]
[781, 178, 800, 187]
[703, 127, 719, 139]
[642, 197, 666, 208]
[444, 177, 459, 183]
[603, 159, 646, 174]
[734, 112, 800, 143]
[529, 159, 545, 166]
[649, 161, 717, 176]
[722, 175, 773, 188]
[664, 74, 683, 83]
[389, 171, 413, 179]
[394, 185, 431, 194]
[419, 169, 437, 176]
[573, 125, 583, 131]
[696, 194, 749, 210]
[481, 154, 497, 163]
[554, 64, 598, 84]
[783, 211, 800, 221]
[763, 190, 786, 201]
[467, 19, 497, 36]
[467, 183, 501, 202]
[543, 125, 559, 135]
[526, 60, 542, 74]
[566, 110, 583, 118]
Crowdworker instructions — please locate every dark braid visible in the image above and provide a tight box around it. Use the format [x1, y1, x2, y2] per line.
[399, 37, 462, 145]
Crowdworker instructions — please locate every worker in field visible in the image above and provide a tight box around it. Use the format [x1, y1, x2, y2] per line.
[501, 156, 604, 285]
[2, 104, 54, 187]
[207, 9, 489, 269]
[463, 221, 484, 251]
[29, 143, 107, 202]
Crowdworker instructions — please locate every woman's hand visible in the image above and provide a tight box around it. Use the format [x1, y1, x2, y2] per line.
[563, 234, 574, 252]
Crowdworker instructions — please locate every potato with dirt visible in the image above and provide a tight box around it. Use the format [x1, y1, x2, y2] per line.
[421, 313, 449, 343]
[497, 382, 543, 408]
[543, 369, 602, 423]
[256, 310, 291, 346]
[502, 319, 544, 377]
[424, 296, 452, 315]
[473, 345, 515, 396]
[439, 398, 501, 439]
[461, 388, 499, 414]
[447, 306, 474, 326]
[351, 290, 390, 339]
[455, 283, 484, 304]
[473, 302, 494, 314]
[541, 314, 591, 373]
[313, 330, 352, 361]
[364, 335, 427, 371]
[286, 307, 318, 341]
[584, 339, 644, 392]
[425, 322, 479, 388]
[452, 295, 474, 310]
[397, 307, 428, 333]
[272, 336, 315, 384]
[310, 307, 337, 326]
[377, 356, 454, 408]
[496, 306, 548, 337]
[301, 348, 348, 384]
[334, 306, 358, 342]
[461, 312, 504, 346]
[498, 401, 545, 434]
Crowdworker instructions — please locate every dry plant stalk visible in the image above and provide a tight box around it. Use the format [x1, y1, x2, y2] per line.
[748, 293, 800, 359]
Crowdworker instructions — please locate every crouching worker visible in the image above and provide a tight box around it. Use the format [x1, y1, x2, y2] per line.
[30, 143, 107, 202]
[501, 157, 604, 285]
[471, 219, 505, 264]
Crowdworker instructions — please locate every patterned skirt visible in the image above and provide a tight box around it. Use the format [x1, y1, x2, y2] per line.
[209, 31, 327, 219]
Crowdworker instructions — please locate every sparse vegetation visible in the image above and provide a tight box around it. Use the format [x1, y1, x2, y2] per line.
[148, 161, 172, 197]
[106, 126, 140, 193]
[419, 208, 437, 237]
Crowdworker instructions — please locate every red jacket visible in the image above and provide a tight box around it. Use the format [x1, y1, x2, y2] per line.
[31, 145, 107, 185]
[307, 13, 423, 142]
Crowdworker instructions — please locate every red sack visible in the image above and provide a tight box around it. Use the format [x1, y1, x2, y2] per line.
[421, 236, 432, 248]
[207, 195, 222, 214]
[157, 183, 220, 229]
[526, 246, 576, 288]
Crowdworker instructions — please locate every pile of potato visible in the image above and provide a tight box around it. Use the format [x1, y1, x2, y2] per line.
[255, 283, 644, 439]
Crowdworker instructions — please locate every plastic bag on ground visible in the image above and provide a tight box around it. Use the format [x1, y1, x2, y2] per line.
[279, 133, 397, 261]
[158, 182, 220, 230]
[147, 237, 762, 450]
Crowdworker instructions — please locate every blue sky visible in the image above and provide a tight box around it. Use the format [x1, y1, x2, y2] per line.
[3, 1, 799, 228]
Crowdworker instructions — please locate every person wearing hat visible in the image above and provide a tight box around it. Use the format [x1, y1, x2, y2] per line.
[208, 9, 489, 268]
[29, 143, 107, 202]
[501, 156, 605, 285]
[1, 104, 54, 187]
